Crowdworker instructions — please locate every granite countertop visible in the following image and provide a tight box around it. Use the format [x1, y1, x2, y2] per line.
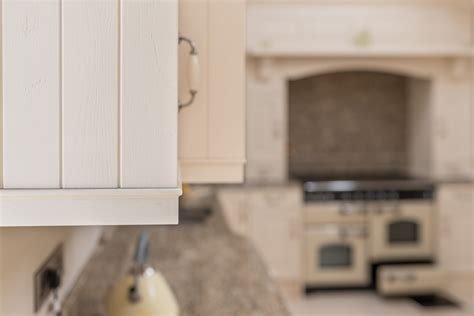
[63, 208, 288, 316]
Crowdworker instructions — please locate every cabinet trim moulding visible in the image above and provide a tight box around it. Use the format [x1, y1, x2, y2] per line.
[0, 186, 182, 227]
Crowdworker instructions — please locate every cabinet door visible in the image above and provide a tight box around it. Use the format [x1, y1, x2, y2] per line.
[218, 186, 302, 280]
[62, 0, 119, 188]
[0, 0, 180, 226]
[179, 0, 245, 183]
[2, 0, 61, 189]
[248, 187, 302, 281]
[120, 0, 178, 188]
[217, 189, 251, 237]
[1, 0, 178, 189]
[437, 184, 473, 272]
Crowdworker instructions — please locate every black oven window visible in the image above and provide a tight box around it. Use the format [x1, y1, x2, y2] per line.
[319, 244, 352, 268]
[388, 221, 419, 243]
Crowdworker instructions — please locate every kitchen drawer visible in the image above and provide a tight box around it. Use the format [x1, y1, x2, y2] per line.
[304, 202, 367, 224]
[377, 265, 443, 296]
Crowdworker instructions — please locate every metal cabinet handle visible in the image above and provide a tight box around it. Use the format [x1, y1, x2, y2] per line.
[178, 36, 200, 110]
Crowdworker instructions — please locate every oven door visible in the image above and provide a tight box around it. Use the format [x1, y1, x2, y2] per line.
[304, 224, 369, 287]
[370, 201, 433, 261]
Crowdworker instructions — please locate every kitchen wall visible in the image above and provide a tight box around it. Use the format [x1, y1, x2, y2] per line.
[288, 71, 409, 178]
[0, 227, 103, 315]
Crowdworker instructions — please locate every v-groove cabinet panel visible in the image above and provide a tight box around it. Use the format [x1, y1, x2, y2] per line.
[0, 0, 180, 226]
[2, 0, 61, 189]
[121, 0, 178, 188]
[62, 0, 119, 188]
[179, 0, 246, 183]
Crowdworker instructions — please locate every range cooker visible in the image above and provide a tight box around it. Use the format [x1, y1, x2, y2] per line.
[300, 176, 437, 293]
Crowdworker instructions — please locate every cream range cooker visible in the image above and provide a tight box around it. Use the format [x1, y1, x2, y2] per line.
[302, 178, 439, 296]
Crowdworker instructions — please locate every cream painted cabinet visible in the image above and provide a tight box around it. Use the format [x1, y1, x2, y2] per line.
[437, 184, 474, 272]
[1, 0, 180, 226]
[218, 186, 302, 284]
[1, 0, 246, 226]
[178, 0, 246, 183]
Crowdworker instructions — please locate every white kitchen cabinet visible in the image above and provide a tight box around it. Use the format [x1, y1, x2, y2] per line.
[218, 185, 303, 287]
[0, 0, 180, 226]
[1, 0, 246, 226]
[248, 187, 302, 281]
[436, 183, 474, 272]
[178, 0, 246, 183]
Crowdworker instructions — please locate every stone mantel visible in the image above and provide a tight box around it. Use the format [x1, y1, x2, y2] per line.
[247, 1, 473, 59]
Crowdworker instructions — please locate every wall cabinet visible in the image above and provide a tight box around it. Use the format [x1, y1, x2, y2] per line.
[0, 0, 246, 226]
[178, 0, 246, 183]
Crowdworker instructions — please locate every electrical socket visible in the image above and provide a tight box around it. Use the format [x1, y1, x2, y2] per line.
[34, 245, 63, 312]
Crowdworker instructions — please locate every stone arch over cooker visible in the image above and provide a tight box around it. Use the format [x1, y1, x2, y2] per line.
[245, 57, 471, 184]
[275, 59, 438, 82]
[287, 68, 424, 179]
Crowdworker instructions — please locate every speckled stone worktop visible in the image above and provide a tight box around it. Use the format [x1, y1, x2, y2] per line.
[63, 209, 288, 316]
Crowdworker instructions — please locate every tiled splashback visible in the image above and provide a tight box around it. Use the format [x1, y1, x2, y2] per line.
[288, 71, 409, 178]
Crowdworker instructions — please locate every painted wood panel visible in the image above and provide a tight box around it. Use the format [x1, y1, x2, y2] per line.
[208, 1, 246, 159]
[121, 0, 178, 188]
[2, 0, 61, 188]
[432, 75, 472, 179]
[247, 3, 472, 57]
[0, 1, 3, 189]
[179, 0, 246, 183]
[178, 0, 208, 159]
[62, 0, 119, 188]
[0, 188, 180, 226]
